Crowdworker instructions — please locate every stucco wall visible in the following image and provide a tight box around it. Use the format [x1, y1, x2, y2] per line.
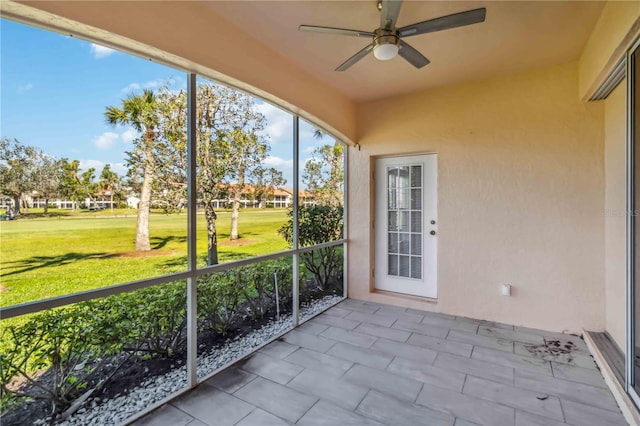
[350, 61, 605, 333]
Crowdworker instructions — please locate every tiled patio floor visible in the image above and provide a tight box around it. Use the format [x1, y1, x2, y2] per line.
[135, 299, 627, 426]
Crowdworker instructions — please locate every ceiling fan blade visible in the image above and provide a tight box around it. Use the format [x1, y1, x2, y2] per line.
[398, 40, 430, 69]
[380, 0, 403, 30]
[299, 25, 374, 38]
[399, 8, 486, 37]
[335, 44, 374, 72]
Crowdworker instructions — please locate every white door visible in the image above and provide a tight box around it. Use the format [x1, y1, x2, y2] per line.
[374, 154, 437, 298]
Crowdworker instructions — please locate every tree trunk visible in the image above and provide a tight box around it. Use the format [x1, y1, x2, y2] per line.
[110, 192, 114, 213]
[135, 143, 154, 251]
[230, 195, 240, 241]
[44, 196, 49, 214]
[12, 195, 20, 214]
[205, 203, 219, 265]
[230, 165, 245, 241]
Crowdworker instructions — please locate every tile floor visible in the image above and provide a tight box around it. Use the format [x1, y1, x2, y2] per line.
[134, 299, 628, 426]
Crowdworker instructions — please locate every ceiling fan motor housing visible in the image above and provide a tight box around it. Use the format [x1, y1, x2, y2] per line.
[373, 28, 400, 60]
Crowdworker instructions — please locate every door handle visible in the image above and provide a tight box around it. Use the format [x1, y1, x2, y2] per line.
[430, 230, 436, 236]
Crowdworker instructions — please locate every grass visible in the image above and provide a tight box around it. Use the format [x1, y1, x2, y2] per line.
[0, 208, 289, 307]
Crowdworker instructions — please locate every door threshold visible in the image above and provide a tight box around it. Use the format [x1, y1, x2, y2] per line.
[373, 289, 438, 303]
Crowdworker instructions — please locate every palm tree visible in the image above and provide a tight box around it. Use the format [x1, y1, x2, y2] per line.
[99, 164, 119, 213]
[105, 89, 159, 251]
[60, 159, 82, 211]
[313, 128, 326, 139]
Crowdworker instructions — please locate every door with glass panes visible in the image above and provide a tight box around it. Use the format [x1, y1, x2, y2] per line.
[374, 154, 437, 298]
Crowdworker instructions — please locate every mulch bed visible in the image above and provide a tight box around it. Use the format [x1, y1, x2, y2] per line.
[1, 284, 339, 425]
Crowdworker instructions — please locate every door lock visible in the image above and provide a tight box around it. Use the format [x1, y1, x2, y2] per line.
[430, 220, 436, 225]
[430, 230, 436, 236]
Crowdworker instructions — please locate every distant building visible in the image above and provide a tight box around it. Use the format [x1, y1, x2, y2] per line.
[0, 185, 316, 211]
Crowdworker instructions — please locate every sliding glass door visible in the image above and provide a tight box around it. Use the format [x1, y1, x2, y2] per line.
[628, 38, 640, 405]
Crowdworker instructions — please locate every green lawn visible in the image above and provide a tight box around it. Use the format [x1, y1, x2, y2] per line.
[0, 209, 289, 307]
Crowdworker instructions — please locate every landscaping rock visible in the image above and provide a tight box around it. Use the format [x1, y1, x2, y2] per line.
[59, 295, 341, 426]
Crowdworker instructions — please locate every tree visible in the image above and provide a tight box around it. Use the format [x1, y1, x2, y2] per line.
[0, 138, 40, 214]
[225, 97, 270, 240]
[251, 167, 286, 208]
[60, 159, 81, 211]
[59, 160, 95, 210]
[31, 153, 63, 214]
[80, 168, 97, 206]
[98, 164, 120, 212]
[115, 83, 280, 264]
[303, 142, 344, 206]
[152, 88, 188, 214]
[105, 89, 160, 251]
[194, 84, 232, 265]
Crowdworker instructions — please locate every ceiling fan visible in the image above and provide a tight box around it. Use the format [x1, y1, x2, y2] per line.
[299, 0, 486, 71]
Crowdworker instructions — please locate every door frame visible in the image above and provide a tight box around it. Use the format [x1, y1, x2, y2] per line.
[627, 35, 640, 408]
[370, 152, 438, 299]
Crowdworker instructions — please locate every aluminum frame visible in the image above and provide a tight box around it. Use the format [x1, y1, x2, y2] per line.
[293, 115, 300, 326]
[628, 36, 640, 408]
[186, 72, 198, 387]
[343, 143, 349, 298]
[0, 18, 352, 415]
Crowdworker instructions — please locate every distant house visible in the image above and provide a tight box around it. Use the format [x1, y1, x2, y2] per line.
[126, 196, 140, 209]
[202, 184, 316, 209]
[278, 188, 316, 207]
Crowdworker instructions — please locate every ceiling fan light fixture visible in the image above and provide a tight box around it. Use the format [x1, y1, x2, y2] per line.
[373, 43, 399, 61]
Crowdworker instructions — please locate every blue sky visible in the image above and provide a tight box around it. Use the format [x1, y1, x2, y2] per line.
[1, 18, 328, 187]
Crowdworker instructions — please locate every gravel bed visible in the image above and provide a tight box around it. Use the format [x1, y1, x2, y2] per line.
[56, 295, 342, 426]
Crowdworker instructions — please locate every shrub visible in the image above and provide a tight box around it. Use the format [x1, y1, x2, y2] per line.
[279, 205, 344, 290]
[103, 282, 187, 358]
[0, 281, 187, 418]
[198, 258, 295, 333]
[241, 258, 293, 319]
[0, 303, 127, 416]
[198, 271, 243, 335]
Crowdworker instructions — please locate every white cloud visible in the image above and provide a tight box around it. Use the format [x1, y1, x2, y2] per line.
[110, 163, 128, 176]
[93, 132, 119, 150]
[143, 79, 163, 89]
[120, 83, 141, 94]
[93, 129, 138, 149]
[79, 159, 127, 176]
[255, 102, 293, 144]
[17, 83, 33, 93]
[90, 43, 115, 59]
[121, 128, 138, 143]
[79, 159, 105, 171]
[120, 77, 185, 94]
[264, 155, 293, 169]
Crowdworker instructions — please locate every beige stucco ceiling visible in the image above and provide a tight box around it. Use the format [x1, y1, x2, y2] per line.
[208, 1, 604, 103]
